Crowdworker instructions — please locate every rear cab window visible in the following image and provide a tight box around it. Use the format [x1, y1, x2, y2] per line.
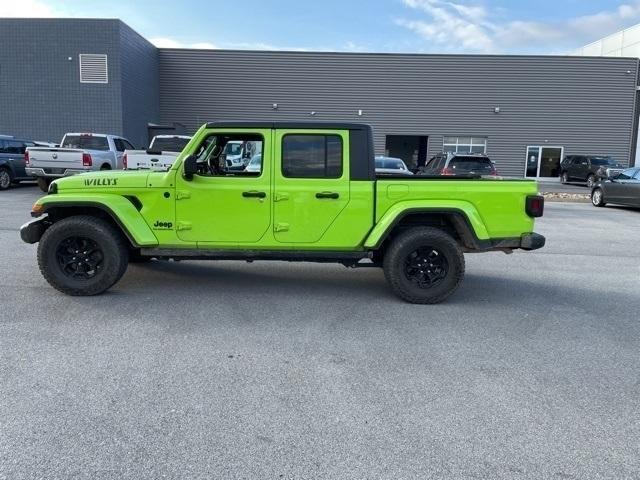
[151, 137, 190, 152]
[62, 135, 110, 151]
[448, 156, 494, 173]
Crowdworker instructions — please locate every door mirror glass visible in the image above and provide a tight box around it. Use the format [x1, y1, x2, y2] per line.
[183, 154, 198, 180]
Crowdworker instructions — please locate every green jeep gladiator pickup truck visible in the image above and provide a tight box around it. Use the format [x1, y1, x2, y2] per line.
[21, 122, 545, 304]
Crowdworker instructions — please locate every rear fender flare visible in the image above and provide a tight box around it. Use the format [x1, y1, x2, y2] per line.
[364, 200, 489, 249]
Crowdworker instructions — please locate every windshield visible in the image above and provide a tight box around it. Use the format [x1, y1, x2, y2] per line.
[62, 135, 109, 151]
[151, 137, 190, 152]
[225, 143, 243, 156]
[375, 158, 406, 170]
[449, 157, 494, 172]
[590, 157, 619, 166]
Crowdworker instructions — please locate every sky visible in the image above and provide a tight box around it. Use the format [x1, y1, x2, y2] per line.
[1, 0, 640, 54]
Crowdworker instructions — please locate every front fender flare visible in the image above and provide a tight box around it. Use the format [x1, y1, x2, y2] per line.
[36, 194, 158, 247]
[364, 200, 489, 249]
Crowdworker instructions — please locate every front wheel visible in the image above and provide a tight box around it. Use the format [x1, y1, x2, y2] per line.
[591, 188, 606, 207]
[0, 168, 11, 190]
[383, 227, 465, 304]
[37, 177, 51, 192]
[37, 216, 129, 295]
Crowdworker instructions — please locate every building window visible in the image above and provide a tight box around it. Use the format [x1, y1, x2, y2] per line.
[443, 136, 487, 154]
[282, 134, 342, 178]
[79, 54, 108, 84]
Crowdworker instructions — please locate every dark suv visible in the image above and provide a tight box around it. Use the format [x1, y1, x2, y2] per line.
[560, 155, 625, 188]
[419, 152, 497, 176]
[0, 136, 36, 190]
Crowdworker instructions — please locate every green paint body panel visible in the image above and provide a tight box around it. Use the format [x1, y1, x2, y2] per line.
[33, 124, 541, 253]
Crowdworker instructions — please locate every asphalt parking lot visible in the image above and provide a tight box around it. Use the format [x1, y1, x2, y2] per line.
[1, 185, 639, 479]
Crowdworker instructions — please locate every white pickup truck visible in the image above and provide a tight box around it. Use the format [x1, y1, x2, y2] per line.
[123, 135, 191, 171]
[26, 133, 135, 191]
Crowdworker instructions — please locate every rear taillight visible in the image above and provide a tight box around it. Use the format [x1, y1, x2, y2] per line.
[441, 167, 454, 175]
[82, 153, 92, 167]
[24, 151, 29, 166]
[526, 195, 544, 218]
[490, 167, 498, 176]
[122, 153, 127, 170]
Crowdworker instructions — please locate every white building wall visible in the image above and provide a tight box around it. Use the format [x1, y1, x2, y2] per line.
[574, 24, 640, 166]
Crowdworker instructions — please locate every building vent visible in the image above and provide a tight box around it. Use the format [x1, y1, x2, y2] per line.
[79, 54, 108, 84]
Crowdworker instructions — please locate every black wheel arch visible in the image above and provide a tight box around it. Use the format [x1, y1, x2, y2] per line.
[371, 209, 481, 254]
[38, 204, 139, 248]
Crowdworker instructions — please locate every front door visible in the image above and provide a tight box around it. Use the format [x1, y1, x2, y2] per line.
[273, 130, 350, 243]
[175, 129, 272, 244]
[525, 146, 563, 178]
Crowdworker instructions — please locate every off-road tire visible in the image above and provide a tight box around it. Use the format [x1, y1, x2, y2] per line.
[591, 187, 606, 207]
[0, 168, 11, 190]
[37, 215, 129, 295]
[383, 227, 465, 304]
[586, 174, 596, 189]
[37, 177, 51, 192]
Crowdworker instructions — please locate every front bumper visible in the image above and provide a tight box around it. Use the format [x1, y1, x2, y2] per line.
[20, 216, 48, 244]
[26, 167, 89, 178]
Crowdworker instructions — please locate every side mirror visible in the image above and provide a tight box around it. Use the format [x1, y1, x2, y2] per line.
[182, 154, 198, 180]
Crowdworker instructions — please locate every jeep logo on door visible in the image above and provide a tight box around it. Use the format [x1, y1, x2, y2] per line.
[153, 220, 173, 230]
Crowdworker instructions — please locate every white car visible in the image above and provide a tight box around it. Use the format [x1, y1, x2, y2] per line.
[123, 135, 191, 171]
[375, 156, 413, 175]
[244, 153, 262, 173]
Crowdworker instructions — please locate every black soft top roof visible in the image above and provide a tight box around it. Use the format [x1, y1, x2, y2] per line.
[204, 121, 372, 131]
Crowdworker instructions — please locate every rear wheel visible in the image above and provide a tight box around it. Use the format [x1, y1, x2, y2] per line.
[37, 216, 129, 295]
[0, 168, 11, 190]
[383, 227, 465, 304]
[100, 164, 111, 170]
[587, 174, 596, 189]
[37, 177, 51, 192]
[591, 187, 606, 207]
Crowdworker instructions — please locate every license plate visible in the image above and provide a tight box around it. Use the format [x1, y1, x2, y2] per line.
[46, 168, 65, 174]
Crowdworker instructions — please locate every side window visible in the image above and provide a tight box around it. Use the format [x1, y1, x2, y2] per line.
[424, 156, 437, 169]
[0, 140, 7, 154]
[113, 139, 125, 152]
[282, 135, 342, 178]
[618, 169, 636, 180]
[7, 141, 25, 154]
[193, 133, 264, 177]
[123, 140, 135, 150]
[634, 169, 640, 180]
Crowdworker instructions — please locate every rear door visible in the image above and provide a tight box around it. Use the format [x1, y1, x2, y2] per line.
[273, 130, 349, 243]
[5, 140, 28, 177]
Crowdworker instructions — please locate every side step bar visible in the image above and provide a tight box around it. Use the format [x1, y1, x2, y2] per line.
[140, 248, 372, 264]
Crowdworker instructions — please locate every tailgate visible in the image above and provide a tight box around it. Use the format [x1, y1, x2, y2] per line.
[27, 148, 85, 169]
[125, 150, 179, 171]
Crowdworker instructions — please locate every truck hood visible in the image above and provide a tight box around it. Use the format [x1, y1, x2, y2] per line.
[52, 170, 150, 191]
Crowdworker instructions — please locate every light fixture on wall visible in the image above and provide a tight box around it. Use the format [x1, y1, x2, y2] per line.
[272, 103, 278, 110]
[310, 111, 317, 116]
[358, 109, 363, 116]
[494, 107, 500, 114]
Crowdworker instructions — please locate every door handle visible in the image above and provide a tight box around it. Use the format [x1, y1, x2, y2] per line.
[242, 191, 266, 198]
[315, 191, 339, 199]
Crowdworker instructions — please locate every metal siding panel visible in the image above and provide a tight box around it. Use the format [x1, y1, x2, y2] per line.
[158, 50, 639, 176]
[0, 18, 123, 142]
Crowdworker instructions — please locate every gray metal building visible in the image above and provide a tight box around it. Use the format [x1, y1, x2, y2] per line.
[1, 18, 639, 177]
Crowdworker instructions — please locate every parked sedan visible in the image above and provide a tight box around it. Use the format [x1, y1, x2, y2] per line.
[375, 156, 413, 175]
[591, 168, 640, 208]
